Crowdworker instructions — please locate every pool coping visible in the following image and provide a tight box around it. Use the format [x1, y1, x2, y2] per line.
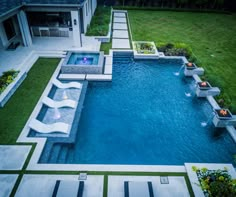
[17, 50, 236, 172]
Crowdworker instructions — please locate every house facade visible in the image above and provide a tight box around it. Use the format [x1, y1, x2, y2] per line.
[0, 0, 97, 49]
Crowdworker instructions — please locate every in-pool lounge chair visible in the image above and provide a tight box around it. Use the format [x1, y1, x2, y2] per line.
[29, 119, 69, 134]
[52, 180, 84, 197]
[42, 97, 77, 109]
[124, 181, 154, 197]
[52, 78, 82, 89]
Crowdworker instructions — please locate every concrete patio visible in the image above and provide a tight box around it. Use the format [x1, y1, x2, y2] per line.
[0, 35, 101, 74]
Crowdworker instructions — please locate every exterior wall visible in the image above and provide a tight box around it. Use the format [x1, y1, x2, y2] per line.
[83, 0, 97, 33]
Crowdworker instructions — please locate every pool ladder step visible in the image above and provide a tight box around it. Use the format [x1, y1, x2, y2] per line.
[48, 144, 61, 163]
[57, 146, 69, 163]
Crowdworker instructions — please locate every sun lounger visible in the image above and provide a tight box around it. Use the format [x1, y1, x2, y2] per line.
[52, 78, 82, 89]
[42, 97, 77, 109]
[52, 180, 84, 197]
[124, 181, 154, 197]
[29, 119, 69, 134]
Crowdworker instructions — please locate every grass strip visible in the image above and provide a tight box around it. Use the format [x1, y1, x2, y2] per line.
[0, 58, 60, 144]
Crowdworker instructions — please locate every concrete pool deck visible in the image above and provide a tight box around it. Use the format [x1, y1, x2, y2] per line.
[108, 175, 190, 197]
[0, 174, 18, 197]
[15, 174, 104, 197]
[0, 145, 31, 170]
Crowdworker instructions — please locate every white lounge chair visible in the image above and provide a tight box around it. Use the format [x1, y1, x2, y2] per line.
[29, 119, 69, 134]
[42, 97, 77, 109]
[52, 78, 82, 89]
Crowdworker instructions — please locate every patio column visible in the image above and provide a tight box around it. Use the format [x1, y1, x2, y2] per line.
[17, 10, 32, 47]
[71, 10, 82, 47]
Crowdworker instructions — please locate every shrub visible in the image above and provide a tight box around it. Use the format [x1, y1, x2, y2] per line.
[195, 168, 236, 197]
[86, 6, 111, 36]
[0, 69, 19, 94]
[156, 42, 192, 58]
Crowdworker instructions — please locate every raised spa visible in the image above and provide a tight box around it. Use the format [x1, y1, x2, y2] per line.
[61, 51, 104, 74]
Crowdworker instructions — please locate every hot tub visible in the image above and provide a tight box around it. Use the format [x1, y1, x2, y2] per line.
[61, 51, 104, 74]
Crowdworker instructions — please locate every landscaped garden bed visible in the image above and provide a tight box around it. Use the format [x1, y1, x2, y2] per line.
[133, 41, 156, 54]
[0, 70, 19, 95]
[86, 6, 111, 36]
[192, 166, 236, 197]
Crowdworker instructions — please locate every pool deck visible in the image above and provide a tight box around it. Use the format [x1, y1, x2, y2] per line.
[0, 35, 101, 75]
[0, 145, 31, 170]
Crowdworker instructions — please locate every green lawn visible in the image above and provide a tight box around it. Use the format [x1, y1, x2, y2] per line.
[0, 58, 60, 144]
[128, 11, 236, 112]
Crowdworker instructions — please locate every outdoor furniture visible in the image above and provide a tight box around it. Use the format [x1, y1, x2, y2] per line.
[42, 96, 77, 109]
[52, 78, 82, 89]
[124, 181, 154, 197]
[52, 180, 84, 197]
[29, 119, 69, 134]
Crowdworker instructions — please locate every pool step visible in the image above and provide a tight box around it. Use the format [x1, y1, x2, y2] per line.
[57, 145, 69, 163]
[66, 145, 75, 164]
[48, 144, 61, 163]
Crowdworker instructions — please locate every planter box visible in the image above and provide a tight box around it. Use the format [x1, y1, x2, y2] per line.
[0, 71, 27, 107]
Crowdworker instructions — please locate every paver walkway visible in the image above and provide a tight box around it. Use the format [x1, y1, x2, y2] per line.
[0, 145, 31, 170]
[0, 174, 18, 197]
[108, 175, 190, 197]
[112, 11, 130, 49]
[15, 174, 104, 197]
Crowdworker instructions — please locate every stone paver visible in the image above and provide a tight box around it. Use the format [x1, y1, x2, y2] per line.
[108, 176, 190, 197]
[113, 17, 127, 23]
[112, 30, 129, 39]
[112, 39, 130, 49]
[0, 145, 31, 170]
[15, 174, 103, 197]
[113, 23, 127, 30]
[114, 13, 126, 18]
[0, 174, 18, 197]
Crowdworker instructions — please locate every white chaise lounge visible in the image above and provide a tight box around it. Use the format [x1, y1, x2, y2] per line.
[52, 78, 82, 89]
[42, 97, 77, 109]
[29, 119, 69, 134]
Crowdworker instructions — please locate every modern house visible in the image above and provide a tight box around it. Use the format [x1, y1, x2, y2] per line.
[0, 0, 97, 49]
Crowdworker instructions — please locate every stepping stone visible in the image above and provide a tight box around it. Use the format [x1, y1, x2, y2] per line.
[112, 39, 130, 49]
[0, 174, 18, 197]
[113, 17, 127, 23]
[0, 145, 31, 170]
[113, 23, 127, 30]
[114, 13, 126, 18]
[112, 30, 129, 39]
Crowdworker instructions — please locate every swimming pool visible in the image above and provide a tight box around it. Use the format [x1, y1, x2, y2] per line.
[39, 56, 236, 165]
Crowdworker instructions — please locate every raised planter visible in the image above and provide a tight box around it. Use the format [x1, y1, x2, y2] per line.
[133, 41, 159, 59]
[0, 71, 27, 107]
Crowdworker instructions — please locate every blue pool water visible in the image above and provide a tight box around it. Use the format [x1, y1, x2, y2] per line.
[40, 57, 236, 165]
[68, 53, 99, 65]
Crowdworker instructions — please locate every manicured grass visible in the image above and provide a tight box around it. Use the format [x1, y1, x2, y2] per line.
[128, 11, 236, 112]
[0, 58, 60, 144]
[100, 42, 112, 54]
[86, 6, 111, 36]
